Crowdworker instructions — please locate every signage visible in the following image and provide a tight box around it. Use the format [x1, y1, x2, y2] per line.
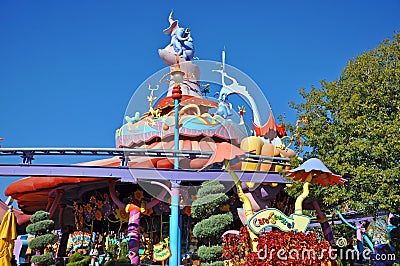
[153, 241, 171, 262]
[247, 208, 310, 234]
[69, 231, 92, 251]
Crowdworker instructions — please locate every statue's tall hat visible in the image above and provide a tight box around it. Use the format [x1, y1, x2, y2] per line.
[163, 11, 179, 35]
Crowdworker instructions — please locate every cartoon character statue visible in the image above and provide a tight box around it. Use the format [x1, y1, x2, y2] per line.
[163, 11, 194, 61]
[214, 92, 232, 119]
[158, 12, 202, 97]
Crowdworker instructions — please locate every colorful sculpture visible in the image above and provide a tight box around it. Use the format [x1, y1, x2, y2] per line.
[214, 93, 232, 118]
[163, 11, 194, 61]
[108, 181, 166, 265]
[159, 12, 201, 98]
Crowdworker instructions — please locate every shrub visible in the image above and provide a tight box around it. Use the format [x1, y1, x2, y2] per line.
[197, 245, 223, 262]
[192, 180, 232, 264]
[66, 252, 90, 266]
[30, 252, 54, 266]
[223, 229, 338, 265]
[193, 213, 233, 239]
[191, 194, 228, 219]
[27, 210, 57, 266]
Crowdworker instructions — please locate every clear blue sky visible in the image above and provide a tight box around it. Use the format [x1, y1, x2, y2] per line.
[0, 1, 399, 199]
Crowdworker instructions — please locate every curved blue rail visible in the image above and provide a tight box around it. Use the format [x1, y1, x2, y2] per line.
[335, 206, 374, 250]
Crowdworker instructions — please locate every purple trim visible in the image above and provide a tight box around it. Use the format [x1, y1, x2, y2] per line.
[0, 164, 290, 183]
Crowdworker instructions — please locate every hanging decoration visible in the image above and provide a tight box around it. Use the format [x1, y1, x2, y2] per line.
[134, 190, 145, 201]
[72, 202, 84, 230]
[114, 208, 129, 223]
[72, 193, 117, 232]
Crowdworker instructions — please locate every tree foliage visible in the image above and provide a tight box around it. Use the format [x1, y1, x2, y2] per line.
[288, 32, 400, 214]
[193, 213, 233, 239]
[27, 210, 57, 266]
[192, 180, 232, 263]
[192, 180, 229, 220]
[30, 252, 54, 266]
[197, 245, 223, 262]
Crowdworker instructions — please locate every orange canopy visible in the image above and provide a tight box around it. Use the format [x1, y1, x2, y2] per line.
[5, 157, 120, 213]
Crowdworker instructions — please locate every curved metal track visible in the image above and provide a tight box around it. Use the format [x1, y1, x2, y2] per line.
[0, 147, 291, 183]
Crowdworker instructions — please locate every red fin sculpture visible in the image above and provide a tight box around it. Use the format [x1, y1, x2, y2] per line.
[252, 111, 286, 139]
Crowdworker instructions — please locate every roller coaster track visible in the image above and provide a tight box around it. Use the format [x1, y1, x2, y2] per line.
[0, 148, 291, 183]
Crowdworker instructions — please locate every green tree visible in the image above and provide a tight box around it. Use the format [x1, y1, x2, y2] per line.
[288, 32, 400, 214]
[192, 180, 233, 263]
[26, 210, 58, 266]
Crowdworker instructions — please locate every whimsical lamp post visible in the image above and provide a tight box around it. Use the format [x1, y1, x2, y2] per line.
[286, 158, 346, 243]
[170, 60, 185, 169]
[169, 56, 185, 265]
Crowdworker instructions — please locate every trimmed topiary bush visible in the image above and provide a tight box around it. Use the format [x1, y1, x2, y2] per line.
[193, 213, 233, 239]
[197, 245, 223, 262]
[192, 180, 232, 264]
[30, 252, 54, 266]
[26, 210, 57, 266]
[66, 251, 90, 266]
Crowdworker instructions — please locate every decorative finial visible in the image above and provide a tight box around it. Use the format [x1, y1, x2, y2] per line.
[147, 84, 161, 118]
[238, 106, 246, 125]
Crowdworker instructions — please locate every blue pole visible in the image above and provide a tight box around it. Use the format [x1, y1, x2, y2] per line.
[169, 97, 181, 265]
[170, 185, 180, 265]
[178, 212, 182, 261]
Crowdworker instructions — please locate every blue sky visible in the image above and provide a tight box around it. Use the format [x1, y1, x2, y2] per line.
[0, 1, 399, 200]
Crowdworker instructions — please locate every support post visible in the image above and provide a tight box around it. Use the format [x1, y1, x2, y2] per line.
[49, 189, 64, 219]
[169, 59, 184, 266]
[120, 155, 129, 167]
[171, 97, 181, 264]
[169, 181, 181, 265]
[21, 151, 34, 164]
